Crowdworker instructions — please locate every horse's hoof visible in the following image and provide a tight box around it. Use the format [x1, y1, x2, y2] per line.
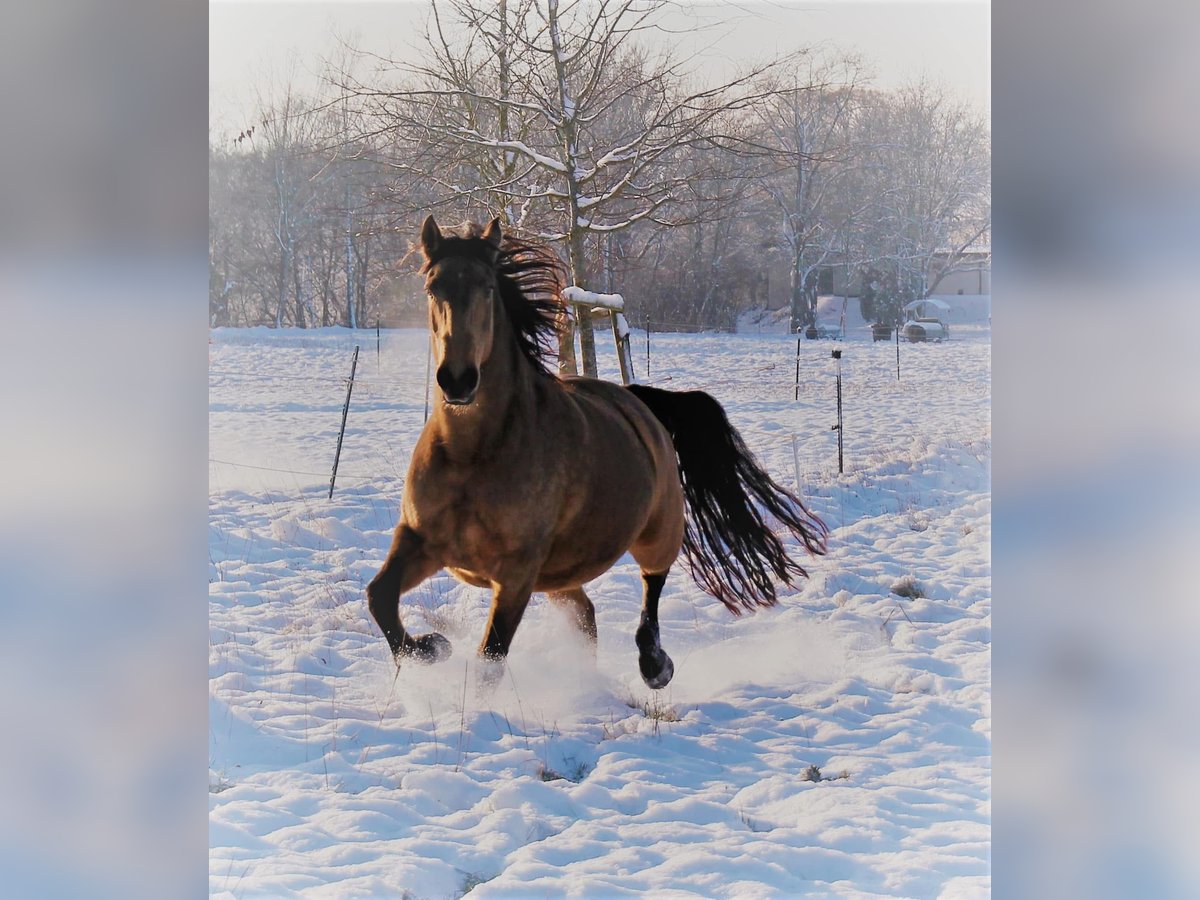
[405, 632, 453, 664]
[640, 650, 674, 690]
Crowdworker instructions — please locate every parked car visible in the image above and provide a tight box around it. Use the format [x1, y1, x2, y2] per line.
[903, 317, 949, 342]
[901, 298, 951, 342]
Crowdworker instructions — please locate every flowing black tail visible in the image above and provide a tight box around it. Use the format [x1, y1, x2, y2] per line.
[627, 384, 828, 615]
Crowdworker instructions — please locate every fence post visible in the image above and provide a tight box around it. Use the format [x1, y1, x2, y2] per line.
[895, 318, 901, 381]
[832, 349, 844, 475]
[794, 334, 802, 401]
[645, 315, 651, 377]
[611, 312, 633, 384]
[376, 319, 381, 370]
[329, 345, 360, 499]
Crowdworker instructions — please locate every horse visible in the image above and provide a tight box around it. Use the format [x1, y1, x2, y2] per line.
[366, 216, 828, 689]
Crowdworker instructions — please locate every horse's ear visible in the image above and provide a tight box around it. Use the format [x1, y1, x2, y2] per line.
[482, 217, 503, 249]
[420, 215, 442, 258]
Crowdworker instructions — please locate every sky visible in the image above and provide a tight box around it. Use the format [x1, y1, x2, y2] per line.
[209, 1, 989, 132]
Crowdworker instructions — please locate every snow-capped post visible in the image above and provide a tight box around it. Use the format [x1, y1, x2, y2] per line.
[562, 286, 631, 384]
[832, 348, 844, 474]
[612, 312, 634, 384]
[329, 345, 360, 499]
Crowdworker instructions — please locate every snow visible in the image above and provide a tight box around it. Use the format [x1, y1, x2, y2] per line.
[488, 139, 568, 174]
[210, 323, 990, 896]
[905, 297, 952, 315]
[614, 312, 631, 340]
[562, 286, 625, 311]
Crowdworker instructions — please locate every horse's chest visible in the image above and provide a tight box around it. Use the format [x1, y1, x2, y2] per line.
[409, 466, 543, 566]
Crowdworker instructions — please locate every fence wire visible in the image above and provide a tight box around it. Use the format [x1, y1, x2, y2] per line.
[209, 329, 989, 499]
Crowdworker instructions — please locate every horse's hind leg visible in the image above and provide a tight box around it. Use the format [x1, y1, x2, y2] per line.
[546, 587, 598, 646]
[636, 571, 675, 690]
[366, 525, 449, 665]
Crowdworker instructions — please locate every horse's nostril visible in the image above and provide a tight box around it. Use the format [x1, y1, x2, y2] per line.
[436, 364, 479, 401]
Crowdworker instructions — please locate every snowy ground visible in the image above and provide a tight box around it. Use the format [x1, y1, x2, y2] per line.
[210, 321, 991, 897]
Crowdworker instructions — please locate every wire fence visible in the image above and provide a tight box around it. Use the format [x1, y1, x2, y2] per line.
[209, 327, 990, 499]
[208, 457, 385, 482]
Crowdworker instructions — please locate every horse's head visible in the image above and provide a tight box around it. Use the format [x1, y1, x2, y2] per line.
[419, 215, 504, 406]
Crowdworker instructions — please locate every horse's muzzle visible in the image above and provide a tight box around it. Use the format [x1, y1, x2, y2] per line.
[436, 363, 480, 405]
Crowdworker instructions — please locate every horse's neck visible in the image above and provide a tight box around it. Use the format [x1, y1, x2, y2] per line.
[431, 324, 532, 458]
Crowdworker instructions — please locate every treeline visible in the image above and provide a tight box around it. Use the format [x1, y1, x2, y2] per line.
[210, 0, 988, 370]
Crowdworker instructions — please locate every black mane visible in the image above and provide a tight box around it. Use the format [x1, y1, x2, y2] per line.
[421, 223, 567, 374]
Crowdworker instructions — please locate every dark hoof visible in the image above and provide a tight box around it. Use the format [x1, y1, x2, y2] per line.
[400, 632, 452, 664]
[639, 649, 674, 690]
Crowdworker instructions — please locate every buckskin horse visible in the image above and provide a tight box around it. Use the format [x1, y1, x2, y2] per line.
[367, 216, 827, 689]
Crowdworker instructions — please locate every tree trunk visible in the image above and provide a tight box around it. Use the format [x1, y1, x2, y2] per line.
[548, 0, 597, 377]
[291, 242, 307, 328]
[275, 243, 288, 328]
[356, 233, 370, 323]
[557, 309, 579, 375]
[566, 226, 596, 376]
[344, 187, 357, 329]
[789, 244, 805, 333]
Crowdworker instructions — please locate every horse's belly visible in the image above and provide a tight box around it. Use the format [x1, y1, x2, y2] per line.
[534, 513, 646, 590]
[446, 567, 493, 589]
[534, 550, 626, 592]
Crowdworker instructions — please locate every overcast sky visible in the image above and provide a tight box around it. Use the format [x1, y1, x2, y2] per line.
[210, 1, 989, 131]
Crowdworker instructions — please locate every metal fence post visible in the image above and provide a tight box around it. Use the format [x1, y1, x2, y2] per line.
[832, 349, 844, 475]
[895, 318, 901, 381]
[329, 345, 360, 499]
[794, 334, 802, 401]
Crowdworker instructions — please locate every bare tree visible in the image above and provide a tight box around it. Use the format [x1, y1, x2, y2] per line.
[860, 79, 990, 301]
[241, 77, 335, 328]
[752, 53, 867, 332]
[337, 0, 781, 374]
[210, 17, 989, 340]
[211, 130, 288, 326]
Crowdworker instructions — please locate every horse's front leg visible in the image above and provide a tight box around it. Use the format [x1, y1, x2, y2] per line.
[636, 570, 675, 690]
[366, 524, 448, 665]
[476, 574, 537, 689]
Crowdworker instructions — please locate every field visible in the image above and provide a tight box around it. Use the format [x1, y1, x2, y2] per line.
[209, 319, 991, 897]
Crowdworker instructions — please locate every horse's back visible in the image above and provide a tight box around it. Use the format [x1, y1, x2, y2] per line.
[558, 376, 675, 467]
